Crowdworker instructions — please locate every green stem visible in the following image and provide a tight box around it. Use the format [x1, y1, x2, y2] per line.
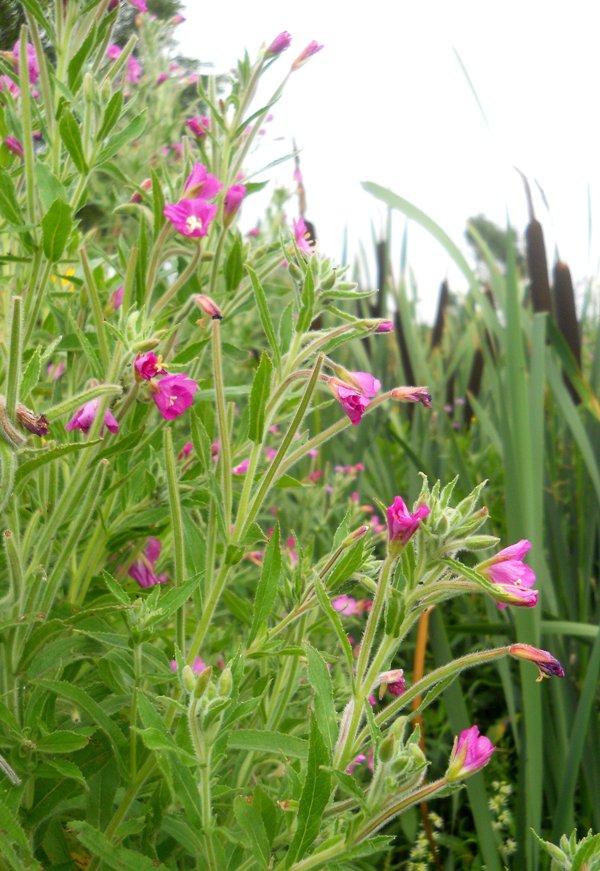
[129, 642, 142, 779]
[352, 778, 449, 843]
[212, 318, 232, 531]
[187, 562, 231, 663]
[6, 296, 23, 420]
[355, 555, 397, 689]
[237, 354, 324, 540]
[19, 29, 36, 227]
[152, 243, 202, 315]
[80, 247, 110, 371]
[164, 428, 186, 654]
[188, 700, 217, 870]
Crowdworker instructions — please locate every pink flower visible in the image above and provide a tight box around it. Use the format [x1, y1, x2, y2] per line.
[477, 540, 538, 609]
[183, 163, 222, 198]
[134, 352, 167, 381]
[185, 116, 210, 138]
[265, 446, 277, 462]
[108, 285, 124, 311]
[106, 44, 122, 61]
[267, 31, 292, 56]
[293, 217, 312, 254]
[329, 371, 381, 426]
[286, 536, 298, 568]
[0, 75, 20, 98]
[178, 441, 193, 460]
[379, 669, 406, 696]
[128, 538, 167, 588]
[247, 225, 261, 238]
[4, 137, 23, 157]
[163, 198, 217, 238]
[13, 41, 39, 85]
[127, 0, 147, 11]
[346, 753, 366, 775]
[47, 361, 65, 381]
[150, 374, 197, 420]
[375, 320, 393, 333]
[65, 398, 118, 434]
[224, 184, 246, 220]
[156, 72, 168, 85]
[386, 496, 430, 550]
[509, 644, 565, 679]
[291, 40, 324, 71]
[233, 458, 250, 475]
[446, 725, 495, 781]
[332, 595, 361, 616]
[170, 655, 206, 674]
[126, 55, 142, 84]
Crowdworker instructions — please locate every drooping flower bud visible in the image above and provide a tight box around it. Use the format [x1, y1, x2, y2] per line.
[195, 294, 222, 319]
[509, 644, 565, 680]
[267, 32, 292, 56]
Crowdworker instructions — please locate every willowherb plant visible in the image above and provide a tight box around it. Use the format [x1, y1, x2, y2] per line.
[0, 2, 565, 868]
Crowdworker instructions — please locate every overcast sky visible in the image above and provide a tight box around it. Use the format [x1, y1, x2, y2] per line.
[177, 1, 600, 320]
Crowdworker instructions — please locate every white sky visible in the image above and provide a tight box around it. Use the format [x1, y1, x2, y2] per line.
[178, 0, 600, 320]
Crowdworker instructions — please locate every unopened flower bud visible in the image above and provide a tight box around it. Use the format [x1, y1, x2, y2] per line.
[320, 270, 335, 291]
[182, 664, 196, 694]
[217, 666, 233, 698]
[378, 733, 395, 763]
[83, 72, 95, 102]
[195, 294, 222, 319]
[16, 404, 49, 437]
[194, 665, 212, 698]
[391, 386, 432, 408]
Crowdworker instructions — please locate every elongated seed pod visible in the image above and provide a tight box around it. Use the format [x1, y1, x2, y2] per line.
[0, 441, 17, 514]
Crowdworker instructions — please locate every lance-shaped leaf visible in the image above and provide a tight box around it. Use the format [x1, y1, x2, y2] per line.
[41, 198, 73, 262]
[248, 351, 273, 443]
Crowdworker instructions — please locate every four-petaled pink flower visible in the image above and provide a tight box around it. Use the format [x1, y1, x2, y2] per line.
[128, 538, 167, 588]
[386, 496, 430, 551]
[4, 137, 23, 157]
[224, 184, 247, 220]
[183, 163, 222, 198]
[291, 40, 324, 71]
[185, 116, 210, 139]
[509, 643, 565, 680]
[268, 31, 292, 56]
[66, 398, 119, 434]
[293, 216, 312, 254]
[150, 374, 198, 420]
[477, 540, 538, 609]
[329, 370, 381, 426]
[446, 725, 495, 782]
[163, 198, 217, 238]
[134, 352, 167, 381]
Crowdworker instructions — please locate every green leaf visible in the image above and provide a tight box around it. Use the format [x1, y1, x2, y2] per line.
[36, 731, 89, 753]
[39, 758, 86, 786]
[67, 29, 96, 92]
[248, 522, 281, 644]
[573, 834, 600, 871]
[305, 643, 337, 752]
[20, 348, 42, 400]
[313, 573, 354, 675]
[41, 198, 73, 262]
[233, 796, 271, 869]
[33, 680, 126, 771]
[297, 266, 315, 333]
[224, 233, 244, 291]
[248, 351, 273, 443]
[144, 575, 203, 626]
[59, 109, 88, 173]
[0, 167, 24, 225]
[68, 820, 168, 871]
[34, 164, 67, 211]
[15, 441, 102, 487]
[0, 795, 41, 869]
[101, 571, 130, 606]
[96, 112, 147, 165]
[247, 265, 281, 367]
[286, 714, 332, 867]
[97, 91, 124, 142]
[227, 729, 308, 759]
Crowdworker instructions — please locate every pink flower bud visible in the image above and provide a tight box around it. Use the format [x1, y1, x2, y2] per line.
[446, 725, 495, 781]
[108, 285, 124, 312]
[391, 386, 432, 408]
[128, 538, 168, 588]
[509, 643, 564, 679]
[4, 136, 24, 157]
[195, 294, 222, 319]
[291, 40, 324, 71]
[386, 496, 430, 551]
[178, 441, 193, 460]
[375, 320, 393, 333]
[477, 540, 538, 609]
[267, 31, 292, 56]
[224, 184, 246, 220]
[185, 116, 210, 138]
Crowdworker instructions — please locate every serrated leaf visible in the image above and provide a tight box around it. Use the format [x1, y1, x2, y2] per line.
[97, 91, 124, 142]
[36, 731, 89, 753]
[0, 166, 23, 225]
[39, 758, 86, 786]
[248, 523, 281, 644]
[234, 797, 270, 870]
[247, 265, 281, 367]
[224, 233, 244, 291]
[41, 198, 73, 262]
[20, 349, 42, 400]
[249, 351, 273, 443]
[68, 820, 168, 871]
[305, 643, 337, 752]
[96, 112, 147, 165]
[227, 729, 308, 759]
[59, 109, 87, 173]
[286, 715, 332, 867]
